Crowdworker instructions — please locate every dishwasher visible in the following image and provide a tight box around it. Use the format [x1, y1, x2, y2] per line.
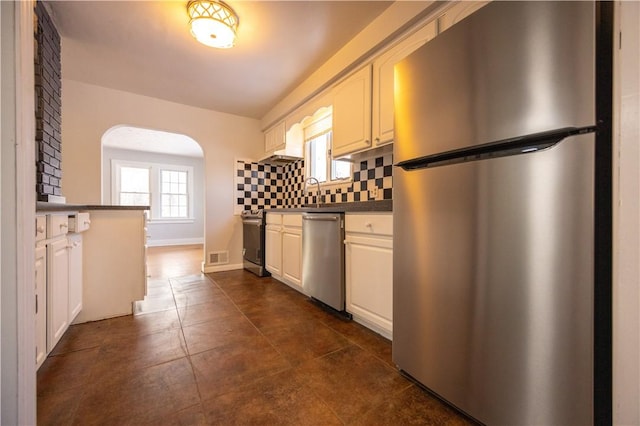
[302, 212, 346, 312]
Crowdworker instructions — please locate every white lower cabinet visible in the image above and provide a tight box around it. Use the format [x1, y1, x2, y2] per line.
[281, 215, 303, 291]
[67, 233, 83, 322]
[47, 235, 69, 353]
[265, 212, 304, 293]
[265, 213, 283, 276]
[345, 213, 393, 339]
[35, 245, 47, 369]
[36, 211, 90, 368]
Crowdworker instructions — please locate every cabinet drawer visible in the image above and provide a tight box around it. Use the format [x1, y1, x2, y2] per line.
[282, 214, 302, 227]
[36, 215, 47, 242]
[47, 213, 70, 238]
[69, 212, 91, 233]
[345, 213, 393, 236]
[266, 213, 282, 225]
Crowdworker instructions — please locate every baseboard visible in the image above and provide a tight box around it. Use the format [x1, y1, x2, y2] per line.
[202, 263, 244, 273]
[350, 314, 393, 341]
[146, 237, 204, 247]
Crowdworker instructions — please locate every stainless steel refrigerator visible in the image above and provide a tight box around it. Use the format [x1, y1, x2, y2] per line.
[392, 2, 612, 425]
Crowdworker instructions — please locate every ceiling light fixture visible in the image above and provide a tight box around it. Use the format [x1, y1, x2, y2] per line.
[187, 0, 238, 49]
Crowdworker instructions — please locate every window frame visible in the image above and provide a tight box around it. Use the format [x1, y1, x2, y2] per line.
[302, 107, 352, 189]
[111, 159, 195, 223]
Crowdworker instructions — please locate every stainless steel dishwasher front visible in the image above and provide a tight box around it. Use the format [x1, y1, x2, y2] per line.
[302, 212, 345, 311]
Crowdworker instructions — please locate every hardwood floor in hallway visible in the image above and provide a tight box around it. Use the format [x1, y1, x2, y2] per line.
[37, 245, 474, 425]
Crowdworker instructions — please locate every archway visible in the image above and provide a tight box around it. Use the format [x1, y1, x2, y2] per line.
[101, 125, 205, 249]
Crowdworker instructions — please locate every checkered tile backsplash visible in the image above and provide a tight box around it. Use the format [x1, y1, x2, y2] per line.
[234, 152, 393, 214]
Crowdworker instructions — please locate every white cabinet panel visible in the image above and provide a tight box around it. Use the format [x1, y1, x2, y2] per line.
[333, 65, 372, 157]
[35, 245, 47, 369]
[346, 237, 393, 336]
[47, 236, 69, 352]
[68, 233, 83, 322]
[47, 213, 69, 238]
[372, 22, 437, 146]
[36, 215, 47, 242]
[345, 213, 393, 236]
[265, 212, 283, 276]
[282, 228, 302, 290]
[265, 212, 303, 293]
[345, 213, 393, 339]
[265, 120, 286, 153]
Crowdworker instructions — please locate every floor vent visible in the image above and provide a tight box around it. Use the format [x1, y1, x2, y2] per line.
[209, 251, 229, 265]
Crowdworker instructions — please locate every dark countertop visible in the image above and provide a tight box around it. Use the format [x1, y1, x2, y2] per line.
[36, 202, 150, 212]
[267, 200, 392, 213]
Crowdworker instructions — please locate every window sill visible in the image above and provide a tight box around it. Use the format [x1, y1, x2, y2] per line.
[308, 179, 352, 193]
[148, 219, 195, 225]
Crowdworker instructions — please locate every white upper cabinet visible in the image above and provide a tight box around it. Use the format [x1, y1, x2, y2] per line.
[332, 65, 373, 158]
[437, 1, 489, 33]
[372, 21, 437, 147]
[264, 120, 286, 154]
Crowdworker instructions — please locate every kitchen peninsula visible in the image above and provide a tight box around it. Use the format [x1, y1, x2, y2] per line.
[36, 203, 148, 325]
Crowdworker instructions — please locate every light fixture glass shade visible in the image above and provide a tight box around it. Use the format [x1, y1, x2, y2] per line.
[187, 0, 238, 49]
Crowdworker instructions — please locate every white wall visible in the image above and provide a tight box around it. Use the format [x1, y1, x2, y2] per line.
[61, 79, 263, 269]
[613, 1, 640, 424]
[102, 147, 205, 247]
[1, 1, 36, 424]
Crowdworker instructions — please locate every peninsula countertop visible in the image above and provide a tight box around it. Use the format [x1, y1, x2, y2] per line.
[36, 202, 150, 212]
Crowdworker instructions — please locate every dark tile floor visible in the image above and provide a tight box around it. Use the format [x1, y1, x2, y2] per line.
[38, 268, 474, 425]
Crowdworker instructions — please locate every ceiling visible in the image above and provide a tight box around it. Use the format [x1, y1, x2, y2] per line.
[102, 126, 205, 157]
[47, 0, 393, 120]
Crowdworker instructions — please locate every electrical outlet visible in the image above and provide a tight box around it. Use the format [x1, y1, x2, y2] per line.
[369, 187, 378, 199]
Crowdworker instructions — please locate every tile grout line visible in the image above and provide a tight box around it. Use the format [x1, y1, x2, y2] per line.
[167, 275, 209, 419]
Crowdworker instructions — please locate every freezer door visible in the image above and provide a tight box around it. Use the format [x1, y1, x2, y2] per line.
[393, 1, 595, 164]
[393, 134, 594, 425]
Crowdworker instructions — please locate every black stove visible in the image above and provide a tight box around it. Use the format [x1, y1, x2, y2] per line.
[241, 209, 269, 277]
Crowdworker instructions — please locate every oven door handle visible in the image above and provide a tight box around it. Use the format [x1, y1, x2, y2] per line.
[242, 219, 263, 227]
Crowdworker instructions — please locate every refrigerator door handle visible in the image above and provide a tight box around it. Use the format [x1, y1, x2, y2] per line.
[395, 125, 597, 171]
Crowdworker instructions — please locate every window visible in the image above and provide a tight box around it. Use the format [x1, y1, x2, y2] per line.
[303, 107, 351, 185]
[160, 170, 188, 218]
[118, 166, 150, 206]
[112, 160, 194, 222]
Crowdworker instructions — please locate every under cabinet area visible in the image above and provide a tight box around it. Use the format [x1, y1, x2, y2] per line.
[265, 212, 303, 293]
[344, 213, 393, 339]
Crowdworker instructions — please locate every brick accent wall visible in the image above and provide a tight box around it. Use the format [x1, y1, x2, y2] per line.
[34, 1, 63, 201]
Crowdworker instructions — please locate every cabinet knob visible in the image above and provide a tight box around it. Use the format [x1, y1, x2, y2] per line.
[36, 226, 45, 233]
[60, 223, 68, 228]
[365, 222, 373, 228]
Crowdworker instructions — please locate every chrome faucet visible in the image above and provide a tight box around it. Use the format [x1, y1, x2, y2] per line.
[305, 177, 321, 208]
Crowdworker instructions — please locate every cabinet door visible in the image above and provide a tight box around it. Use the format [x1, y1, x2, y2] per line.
[47, 237, 69, 352]
[35, 245, 47, 369]
[437, 1, 489, 33]
[332, 65, 372, 157]
[265, 121, 286, 153]
[68, 234, 83, 322]
[372, 22, 437, 146]
[281, 228, 302, 290]
[265, 225, 282, 277]
[345, 235, 393, 338]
